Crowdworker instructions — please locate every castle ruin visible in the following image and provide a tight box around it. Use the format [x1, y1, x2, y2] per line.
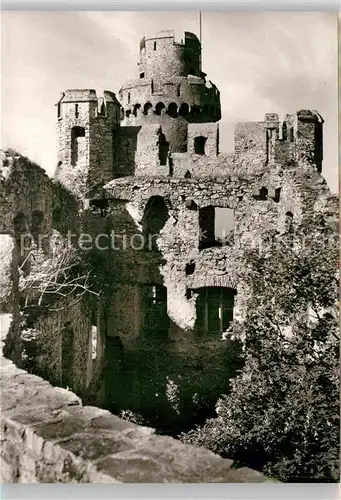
[0, 30, 338, 437]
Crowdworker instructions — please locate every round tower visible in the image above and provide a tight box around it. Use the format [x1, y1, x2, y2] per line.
[119, 30, 221, 153]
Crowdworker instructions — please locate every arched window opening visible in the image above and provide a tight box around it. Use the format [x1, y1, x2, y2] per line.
[125, 110, 131, 118]
[144, 102, 153, 115]
[177, 85, 181, 97]
[142, 196, 169, 251]
[140, 72, 145, 79]
[128, 92, 131, 104]
[71, 126, 86, 166]
[179, 103, 189, 117]
[133, 103, 141, 117]
[167, 102, 178, 118]
[153, 41, 157, 50]
[141, 284, 168, 340]
[155, 102, 166, 116]
[199, 206, 234, 249]
[75, 104, 79, 118]
[184, 170, 192, 179]
[194, 136, 207, 155]
[195, 287, 236, 335]
[158, 132, 169, 166]
[61, 322, 75, 388]
[13, 212, 26, 234]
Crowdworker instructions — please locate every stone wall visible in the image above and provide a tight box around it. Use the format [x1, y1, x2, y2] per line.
[0, 313, 273, 483]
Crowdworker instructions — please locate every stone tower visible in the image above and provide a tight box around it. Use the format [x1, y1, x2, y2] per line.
[55, 89, 121, 197]
[118, 30, 221, 155]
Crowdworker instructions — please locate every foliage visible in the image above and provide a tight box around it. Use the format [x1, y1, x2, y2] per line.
[180, 214, 339, 482]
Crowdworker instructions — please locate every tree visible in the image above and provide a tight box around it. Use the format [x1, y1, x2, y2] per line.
[180, 213, 339, 482]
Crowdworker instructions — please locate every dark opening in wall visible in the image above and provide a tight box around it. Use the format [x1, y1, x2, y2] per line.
[184, 170, 192, 179]
[31, 210, 44, 241]
[185, 199, 198, 210]
[289, 127, 295, 142]
[71, 126, 86, 166]
[128, 93, 131, 104]
[155, 102, 165, 115]
[177, 85, 181, 97]
[281, 121, 288, 140]
[61, 322, 75, 388]
[89, 198, 109, 217]
[158, 132, 169, 166]
[285, 211, 294, 233]
[144, 102, 153, 115]
[57, 101, 61, 119]
[141, 284, 168, 339]
[273, 188, 281, 203]
[315, 120, 323, 173]
[195, 287, 236, 335]
[167, 102, 178, 118]
[194, 136, 207, 155]
[199, 206, 234, 249]
[254, 187, 268, 201]
[133, 104, 141, 117]
[154, 41, 157, 50]
[142, 196, 169, 251]
[185, 261, 195, 276]
[140, 72, 145, 79]
[179, 103, 189, 118]
[75, 104, 79, 118]
[125, 110, 131, 118]
[13, 212, 26, 234]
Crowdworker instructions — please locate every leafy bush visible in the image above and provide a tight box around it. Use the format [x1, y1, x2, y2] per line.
[180, 215, 339, 482]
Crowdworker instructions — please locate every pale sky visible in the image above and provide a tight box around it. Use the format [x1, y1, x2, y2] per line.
[1, 11, 338, 192]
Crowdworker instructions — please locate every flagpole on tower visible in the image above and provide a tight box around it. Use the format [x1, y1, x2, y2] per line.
[199, 11, 202, 70]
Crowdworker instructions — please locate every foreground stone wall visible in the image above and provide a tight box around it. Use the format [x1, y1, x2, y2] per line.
[0, 314, 272, 483]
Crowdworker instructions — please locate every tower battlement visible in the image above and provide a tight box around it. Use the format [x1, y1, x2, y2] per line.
[55, 89, 121, 196]
[235, 110, 324, 173]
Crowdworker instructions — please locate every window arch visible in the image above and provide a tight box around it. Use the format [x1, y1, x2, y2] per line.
[144, 102, 153, 115]
[71, 126, 86, 166]
[155, 102, 166, 116]
[142, 196, 169, 251]
[179, 103, 189, 117]
[194, 136, 207, 155]
[167, 102, 178, 118]
[13, 212, 26, 234]
[158, 132, 169, 166]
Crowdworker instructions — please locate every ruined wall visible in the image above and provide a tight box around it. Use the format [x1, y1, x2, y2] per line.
[20, 298, 94, 397]
[0, 151, 53, 244]
[0, 314, 273, 484]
